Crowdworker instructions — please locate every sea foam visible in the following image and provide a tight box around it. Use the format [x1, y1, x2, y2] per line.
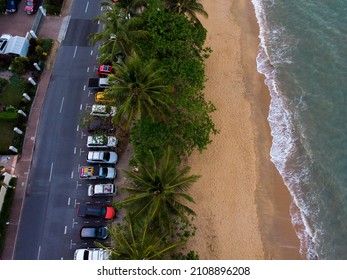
[251, 0, 317, 259]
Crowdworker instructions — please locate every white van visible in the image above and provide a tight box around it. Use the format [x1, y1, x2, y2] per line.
[74, 248, 110, 260]
[87, 135, 118, 148]
[90, 104, 117, 117]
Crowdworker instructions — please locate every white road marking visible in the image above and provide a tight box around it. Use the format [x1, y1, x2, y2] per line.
[64, 226, 67, 234]
[59, 97, 64, 113]
[49, 162, 54, 182]
[73, 46, 78, 58]
[85, 1, 89, 13]
[37, 246, 41, 260]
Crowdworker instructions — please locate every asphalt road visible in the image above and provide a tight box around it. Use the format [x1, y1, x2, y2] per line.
[13, 0, 116, 260]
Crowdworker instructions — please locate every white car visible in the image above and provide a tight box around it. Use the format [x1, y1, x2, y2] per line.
[87, 135, 118, 148]
[90, 104, 116, 117]
[87, 151, 118, 164]
[0, 34, 12, 54]
[88, 183, 117, 196]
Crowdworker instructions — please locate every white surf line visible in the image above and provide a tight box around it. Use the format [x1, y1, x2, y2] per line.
[73, 46, 78, 58]
[59, 97, 64, 113]
[37, 246, 41, 260]
[64, 226, 67, 234]
[68, 197, 71, 206]
[85, 1, 89, 13]
[49, 162, 54, 182]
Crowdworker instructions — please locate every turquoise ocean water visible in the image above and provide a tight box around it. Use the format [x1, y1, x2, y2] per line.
[251, 0, 347, 259]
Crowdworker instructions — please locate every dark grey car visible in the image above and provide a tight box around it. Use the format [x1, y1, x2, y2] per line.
[80, 226, 108, 240]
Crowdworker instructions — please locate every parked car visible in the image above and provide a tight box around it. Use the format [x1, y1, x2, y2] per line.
[95, 92, 111, 103]
[80, 226, 108, 239]
[0, 34, 12, 54]
[24, 0, 39, 15]
[90, 104, 116, 117]
[86, 151, 118, 164]
[79, 166, 116, 179]
[5, 0, 18, 13]
[88, 183, 117, 197]
[98, 65, 113, 77]
[74, 248, 110, 260]
[87, 135, 118, 148]
[77, 204, 116, 220]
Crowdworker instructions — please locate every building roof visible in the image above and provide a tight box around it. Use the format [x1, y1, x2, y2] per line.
[4, 36, 29, 57]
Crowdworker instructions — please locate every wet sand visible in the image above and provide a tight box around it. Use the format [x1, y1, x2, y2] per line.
[185, 0, 302, 259]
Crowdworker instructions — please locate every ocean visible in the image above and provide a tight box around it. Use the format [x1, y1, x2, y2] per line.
[251, 0, 347, 259]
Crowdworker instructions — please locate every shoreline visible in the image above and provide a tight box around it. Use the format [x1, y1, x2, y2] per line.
[185, 0, 301, 259]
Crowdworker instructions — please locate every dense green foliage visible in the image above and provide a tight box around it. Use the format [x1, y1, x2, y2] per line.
[44, 0, 65, 15]
[117, 146, 199, 231]
[105, 52, 172, 128]
[98, 214, 184, 260]
[91, 0, 213, 259]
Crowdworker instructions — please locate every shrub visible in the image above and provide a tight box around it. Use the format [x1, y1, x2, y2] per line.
[44, 0, 64, 15]
[0, 110, 18, 121]
[0, 54, 13, 71]
[0, 77, 8, 91]
[10, 57, 30, 75]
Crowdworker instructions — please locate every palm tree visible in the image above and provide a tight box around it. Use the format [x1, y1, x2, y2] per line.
[90, 0, 148, 60]
[105, 52, 172, 128]
[114, 0, 148, 19]
[116, 146, 200, 232]
[97, 214, 184, 260]
[165, 0, 208, 23]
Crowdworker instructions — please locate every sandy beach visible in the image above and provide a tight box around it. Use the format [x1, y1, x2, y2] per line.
[185, 0, 302, 259]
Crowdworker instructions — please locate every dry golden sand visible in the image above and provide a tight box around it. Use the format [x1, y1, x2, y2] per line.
[185, 0, 302, 259]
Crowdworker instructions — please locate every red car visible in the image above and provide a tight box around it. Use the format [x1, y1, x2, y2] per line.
[24, 0, 39, 15]
[78, 204, 116, 220]
[97, 65, 113, 77]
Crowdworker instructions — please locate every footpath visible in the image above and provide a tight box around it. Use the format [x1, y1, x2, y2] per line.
[1, 0, 73, 260]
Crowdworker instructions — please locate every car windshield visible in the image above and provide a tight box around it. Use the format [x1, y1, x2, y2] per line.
[103, 152, 110, 161]
[100, 167, 107, 177]
[101, 207, 106, 216]
[0, 41, 7, 52]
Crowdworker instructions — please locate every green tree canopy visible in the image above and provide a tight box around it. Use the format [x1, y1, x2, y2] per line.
[117, 146, 199, 232]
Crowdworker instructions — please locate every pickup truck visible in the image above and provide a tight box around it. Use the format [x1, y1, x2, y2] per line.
[77, 204, 116, 220]
[74, 248, 110, 260]
[88, 183, 117, 196]
[79, 166, 116, 179]
[88, 77, 109, 89]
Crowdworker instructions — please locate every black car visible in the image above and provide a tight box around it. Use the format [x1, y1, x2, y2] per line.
[80, 226, 108, 240]
[6, 0, 19, 13]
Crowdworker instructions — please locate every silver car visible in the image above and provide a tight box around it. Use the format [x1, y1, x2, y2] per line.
[86, 151, 118, 164]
